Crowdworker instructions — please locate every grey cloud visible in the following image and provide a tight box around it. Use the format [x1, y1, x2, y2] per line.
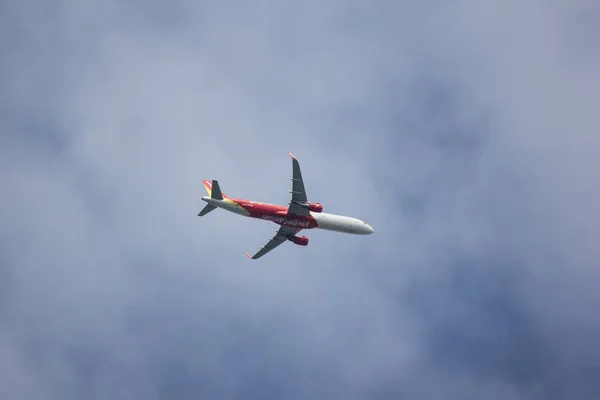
[1, 0, 599, 399]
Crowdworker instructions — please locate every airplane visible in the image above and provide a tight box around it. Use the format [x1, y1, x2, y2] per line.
[198, 152, 374, 259]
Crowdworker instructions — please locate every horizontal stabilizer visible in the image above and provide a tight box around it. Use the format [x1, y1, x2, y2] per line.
[198, 203, 217, 216]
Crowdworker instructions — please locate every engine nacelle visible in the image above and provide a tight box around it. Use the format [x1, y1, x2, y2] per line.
[291, 235, 309, 246]
[308, 202, 323, 213]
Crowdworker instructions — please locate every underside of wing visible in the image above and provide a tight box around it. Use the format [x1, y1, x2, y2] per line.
[245, 225, 302, 260]
[287, 152, 311, 217]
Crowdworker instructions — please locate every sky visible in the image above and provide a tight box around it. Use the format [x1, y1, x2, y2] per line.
[1, 0, 599, 399]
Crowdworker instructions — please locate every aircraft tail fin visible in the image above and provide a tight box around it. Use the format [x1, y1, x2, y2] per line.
[199, 179, 226, 217]
[211, 180, 224, 200]
[202, 179, 226, 200]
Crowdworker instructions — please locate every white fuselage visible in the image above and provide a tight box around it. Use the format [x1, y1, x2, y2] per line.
[310, 212, 374, 235]
[202, 196, 374, 235]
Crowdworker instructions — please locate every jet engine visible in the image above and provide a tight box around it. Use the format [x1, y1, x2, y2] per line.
[291, 235, 309, 246]
[308, 202, 323, 213]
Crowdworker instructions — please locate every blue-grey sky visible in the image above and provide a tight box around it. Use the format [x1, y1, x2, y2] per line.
[1, 1, 599, 399]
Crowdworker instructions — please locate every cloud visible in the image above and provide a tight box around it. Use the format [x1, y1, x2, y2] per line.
[1, 0, 599, 399]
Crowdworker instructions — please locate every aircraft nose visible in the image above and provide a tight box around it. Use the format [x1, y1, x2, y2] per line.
[359, 222, 374, 234]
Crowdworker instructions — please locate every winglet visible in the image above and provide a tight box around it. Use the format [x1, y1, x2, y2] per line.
[245, 252, 253, 259]
[288, 151, 296, 159]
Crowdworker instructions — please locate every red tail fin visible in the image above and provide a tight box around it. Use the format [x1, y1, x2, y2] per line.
[202, 180, 227, 199]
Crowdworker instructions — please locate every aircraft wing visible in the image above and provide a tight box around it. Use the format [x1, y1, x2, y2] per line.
[286, 152, 311, 217]
[245, 225, 302, 260]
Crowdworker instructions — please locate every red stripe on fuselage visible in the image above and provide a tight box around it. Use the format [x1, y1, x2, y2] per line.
[231, 198, 318, 229]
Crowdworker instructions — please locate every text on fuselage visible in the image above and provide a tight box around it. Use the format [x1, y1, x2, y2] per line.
[261, 215, 311, 227]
